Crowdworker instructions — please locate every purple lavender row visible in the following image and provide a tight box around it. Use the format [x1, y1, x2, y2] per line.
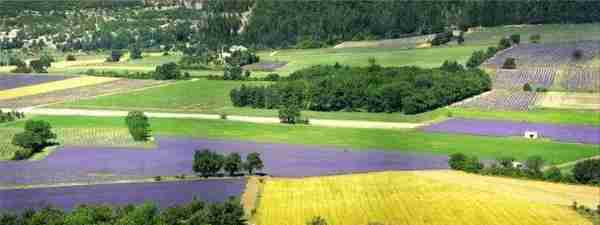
[0, 75, 73, 91]
[488, 40, 600, 67]
[0, 137, 449, 186]
[423, 118, 600, 145]
[0, 179, 246, 211]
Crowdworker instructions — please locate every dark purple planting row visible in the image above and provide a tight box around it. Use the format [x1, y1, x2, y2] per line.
[0, 179, 246, 211]
[0, 75, 73, 90]
[0, 137, 449, 186]
[486, 40, 600, 67]
[423, 118, 600, 145]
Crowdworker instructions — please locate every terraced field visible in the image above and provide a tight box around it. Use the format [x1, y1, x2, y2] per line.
[453, 90, 539, 111]
[561, 67, 600, 91]
[0, 76, 119, 101]
[486, 40, 600, 67]
[254, 171, 593, 225]
[537, 92, 600, 110]
[492, 67, 557, 90]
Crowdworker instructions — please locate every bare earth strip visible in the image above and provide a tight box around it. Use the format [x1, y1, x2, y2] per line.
[0, 79, 165, 108]
[416, 170, 600, 208]
[537, 92, 600, 110]
[5, 108, 424, 130]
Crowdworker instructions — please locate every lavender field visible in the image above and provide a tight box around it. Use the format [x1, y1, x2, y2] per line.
[561, 67, 600, 92]
[423, 118, 600, 145]
[0, 75, 73, 90]
[454, 90, 538, 111]
[486, 40, 600, 67]
[0, 179, 246, 211]
[0, 137, 448, 186]
[493, 68, 556, 90]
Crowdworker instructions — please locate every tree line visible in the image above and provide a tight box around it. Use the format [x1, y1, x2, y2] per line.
[193, 150, 264, 177]
[0, 198, 246, 225]
[230, 61, 491, 114]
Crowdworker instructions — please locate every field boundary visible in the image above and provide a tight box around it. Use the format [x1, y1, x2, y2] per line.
[8, 108, 425, 130]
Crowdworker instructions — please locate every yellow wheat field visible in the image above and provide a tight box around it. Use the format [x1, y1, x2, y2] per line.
[0, 76, 119, 100]
[255, 171, 594, 225]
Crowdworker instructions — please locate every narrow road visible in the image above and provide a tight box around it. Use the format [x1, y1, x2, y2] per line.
[5, 108, 424, 129]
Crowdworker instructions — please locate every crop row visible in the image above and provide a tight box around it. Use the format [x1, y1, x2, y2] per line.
[454, 90, 538, 111]
[560, 67, 600, 92]
[0, 75, 72, 91]
[487, 40, 600, 67]
[493, 67, 556, 89]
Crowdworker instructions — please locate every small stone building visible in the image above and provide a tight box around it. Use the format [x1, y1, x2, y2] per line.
[524, 131, 539, 139]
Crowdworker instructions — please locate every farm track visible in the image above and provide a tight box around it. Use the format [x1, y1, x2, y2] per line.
[9, 108, 425, 130]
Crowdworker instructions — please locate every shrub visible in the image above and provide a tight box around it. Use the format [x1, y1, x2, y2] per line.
[573, 49, 584, 60]
[430, 32, 452, 46]
[107, 50, 122, 62]
[448, 153, 467, 170]
[525, 155, 545, 175]
[497, 156, 516, 168]
[125, 111, 151, 142]
[457, 34, 465, 45]
[279, 102, 302, 124]
[502, 57, 517, 69]
[466, 50, 486, 68]
[498, 37, 512, 50]
[154, 62, 181, 80]
[572, 159, 600, 184]
[12, 149, 33, 160]
[530, 34, 541, 43]
[523, 83, 532, 92]
[223, 64, 243, 80]
[153, 176, 162, 182]
[66, 54, 76, 61]
[10, 60, 32, 73]
[264, 73, 280, 81]
[543, 166, 563, 182]
[509, 34, 521, 45]
[130, 45, 143, 60]
[219, 113, 228, 120]
[463, 156, 483, 173]
[306, 216, 328, 225]
[440, 60, 464, 72]
[29, 59, 49, 73]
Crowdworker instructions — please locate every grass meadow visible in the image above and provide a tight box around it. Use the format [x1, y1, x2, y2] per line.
[5, 115, 599, 165]
[254, 171, 593, 225]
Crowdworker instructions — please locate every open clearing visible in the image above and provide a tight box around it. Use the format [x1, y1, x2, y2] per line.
[255, 171, 593, 225]
[537, 92, 600, 110]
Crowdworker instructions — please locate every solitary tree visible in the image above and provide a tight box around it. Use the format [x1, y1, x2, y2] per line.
[448, 153, 467, 170]
[529, 34, 541, 43]
[278, 103, 301, 124]
[244, 152, 263, 175]
[224, 153, 242, 176]
[12, 120, 56, 159]
[125, 111, 151, 142]
[130, 44, 143, 60]
[502, 57, 517, 69]
[523, 83, 532, 92]
[509, 34, 521, 45]
[154, 62, 181, 80]
[498, 37, 512, 50]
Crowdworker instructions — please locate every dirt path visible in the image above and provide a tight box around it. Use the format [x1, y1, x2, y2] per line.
[548, 155, 600, 170]
[5, 108, 424, 130]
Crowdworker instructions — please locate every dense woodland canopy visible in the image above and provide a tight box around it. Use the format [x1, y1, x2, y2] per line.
[1, 0, 599, 51]
[230, 62, 491, 114]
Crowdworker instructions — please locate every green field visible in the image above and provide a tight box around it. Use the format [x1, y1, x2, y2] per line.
[5, 115, 599, 165]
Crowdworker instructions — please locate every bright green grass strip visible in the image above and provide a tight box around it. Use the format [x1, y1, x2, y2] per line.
[450, 107, 600, 126]
[6, 115, 599, 165]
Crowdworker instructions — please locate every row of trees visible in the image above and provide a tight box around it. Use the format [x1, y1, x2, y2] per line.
[449, 153, 600, 185]
[193, 150, 264, 177]
[0, 198, 246, 225]
[230, 61, 491, 114]
[0, 110, 24, 123]
[466, 34, 524, 68]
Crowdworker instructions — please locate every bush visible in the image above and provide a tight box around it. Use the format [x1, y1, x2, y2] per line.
[12, 148, 33, 160]
[130, 45, 143, 60]
[66, 54, 76, 61]
[223, 64, 243, 80]
[502, 57, 517, 69]
[543, 166, 563, 182]
[463, 156, 483, 173]
[525, 155, 545, 176]
[440, 60, 464, 72]
[125, 111, 151, 142]
[306, 216, 328, 225]
[29, 59, 49, 73]
[448, 153, 467, 170]
[466, 50, 486, 68]
[572, 159, 600, 184]
[573, 49, 584, 60]
[154, 62, 181, 80]
[509, 34, 521, 45]
[430, 32, 452, 46]
[279, 102, 302, 124]
[106, 50, 122, 62]
[153, 176, 162, 182]
[529, 34, 541, 43]
[264, 73, 280, 81]
[498, 37, 512, 50]
[219, 113, 228, 120]
[10, 60, 32, 73]
[523, 83, 532, 92]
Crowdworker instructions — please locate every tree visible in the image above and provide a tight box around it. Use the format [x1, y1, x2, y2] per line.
[154, 62, 181, 80]
[278, 102, 301, 124]
[543, 166, 563, 182]
[509, 34, 521, 45]
[66, 54, 76, 61]
[29, 59, 49, 73]
[449, 153, 467, 170]
[523, 83, 532, 92]
[440, 60, 463, 72]
[125, 111, 150, 142]
[463, 156, 483, 173]
[502, 57, 516, 69]
[224, 153, 242, 176]
[130, 44, 143, 60]
[193, 149, 224, 177]
[572, 159, 600, 184]
[497, 156, 516, 168]
[12, 120, 56, 154]
[457, 33, 465, 45]
[306, 216, 328, 225]
[244, 152, 263, 175]
[466, 50, 486, 68]
[529, 34, 541, 43]
[223, 64, 243, 80]
[107, 50, 123, 62]
[498, 37, 512, 50]
[525, 155, 545, 175]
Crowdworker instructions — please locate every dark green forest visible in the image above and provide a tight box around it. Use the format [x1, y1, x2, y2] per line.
[230, 62, 491, 114]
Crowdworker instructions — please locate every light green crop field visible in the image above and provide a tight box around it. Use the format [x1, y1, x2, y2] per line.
[56, 79, 600, 125]
[5, 115, 599, 165]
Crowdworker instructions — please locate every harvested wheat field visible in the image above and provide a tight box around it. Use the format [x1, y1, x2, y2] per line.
[537, 92, 600, 110]
[0, 76, 119, 100]
[254, 171, 595, 225]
